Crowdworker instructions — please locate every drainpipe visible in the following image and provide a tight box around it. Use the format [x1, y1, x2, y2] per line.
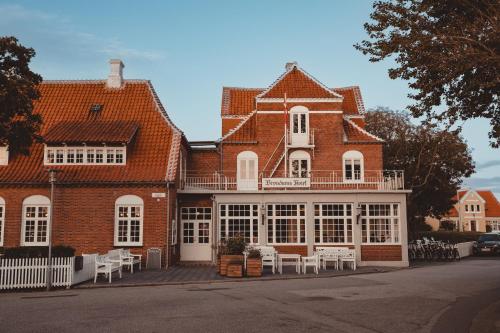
[165, 182, 170, 270]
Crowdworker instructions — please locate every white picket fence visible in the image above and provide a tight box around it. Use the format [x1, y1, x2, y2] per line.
[0, 257, 74, 290]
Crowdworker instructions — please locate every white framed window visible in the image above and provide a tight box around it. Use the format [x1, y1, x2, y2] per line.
[267, 204, 306, 244]
[314, 203, 353, 244]
[343, 150, 364, 182]
[219, 204, 259, 244]
[115, 195, 143, 246]
[289, 106, 309, 146]
[181, 207, 211, 244]
[361, 203, 400, 244]
[0, 197, 5, 246]
[237, 151, 258, 190]
[44, 145, 127, 165]
[289, 150, 310, 178]
[487, 220, 500, 231]
[21, 195, 50, 246]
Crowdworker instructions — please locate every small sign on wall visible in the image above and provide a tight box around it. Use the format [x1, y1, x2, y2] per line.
[262, 178, 310, 188]
[152, 192, 166, 198]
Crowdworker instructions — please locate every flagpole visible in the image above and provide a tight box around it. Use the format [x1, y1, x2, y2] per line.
[284, 93, 288, 178]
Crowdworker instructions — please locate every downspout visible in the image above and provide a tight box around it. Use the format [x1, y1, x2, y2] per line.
[165, 182, 170, 270]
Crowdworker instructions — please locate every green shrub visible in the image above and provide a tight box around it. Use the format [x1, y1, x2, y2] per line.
[247, 248, 262, 259]
[413, 231, 482, 243]
[226, 236, 247, 255]
[3, 245, 75, 258]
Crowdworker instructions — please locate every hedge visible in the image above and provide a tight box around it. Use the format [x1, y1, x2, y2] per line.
[2, 245, 75, 258]
[412, 231, 482, 243]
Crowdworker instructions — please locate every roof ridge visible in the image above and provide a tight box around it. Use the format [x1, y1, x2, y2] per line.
[223, 87, 264, 91]
[218, 110, 257, 142]
[256, 64, 343, 99]
[41, 79, 149, 84]
[344, 117, 384, 142]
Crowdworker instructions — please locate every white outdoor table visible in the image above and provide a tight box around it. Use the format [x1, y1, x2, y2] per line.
[277, 253, 301, 274]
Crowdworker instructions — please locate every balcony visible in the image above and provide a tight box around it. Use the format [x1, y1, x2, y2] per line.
[180, 170, 405, 192]
[287, 128, 315, 148]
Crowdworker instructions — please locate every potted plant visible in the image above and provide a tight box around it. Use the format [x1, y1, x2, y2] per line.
[246, 248, 262, 277]
[219, 235, 246, 276]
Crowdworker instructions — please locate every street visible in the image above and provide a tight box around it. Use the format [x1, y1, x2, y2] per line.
[1, 258, 500, 333]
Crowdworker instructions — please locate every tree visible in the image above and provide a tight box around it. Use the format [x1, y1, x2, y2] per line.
[356, 0, 500, 147]
[365, 107, 475, 233]
[0, 36, 42, 155]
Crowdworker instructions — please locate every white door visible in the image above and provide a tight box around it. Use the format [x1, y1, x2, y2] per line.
[291, 113, 308, 146]
[180, 207, 212, 261]
[237, 151, 258, 190]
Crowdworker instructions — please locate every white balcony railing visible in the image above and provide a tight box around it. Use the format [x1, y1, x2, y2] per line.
[181, 170, 405, 192]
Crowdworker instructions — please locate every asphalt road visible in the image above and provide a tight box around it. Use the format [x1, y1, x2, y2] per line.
[1, 258, 499, 333]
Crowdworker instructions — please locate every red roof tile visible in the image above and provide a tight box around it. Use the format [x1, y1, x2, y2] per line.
[221, 87, 262, 116]
[332, 87, 365, 115]
[0, 81, 181, 184]
[343, 118, 383, 143]
[447, 190, 500, 217]
[44, 120, 139, 144]
[221, 112, 257, 143]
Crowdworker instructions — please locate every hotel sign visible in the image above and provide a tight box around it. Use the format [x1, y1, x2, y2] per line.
[262, 178, 310, 188]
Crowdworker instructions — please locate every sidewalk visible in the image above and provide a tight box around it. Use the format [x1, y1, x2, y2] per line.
[75, 265, 399, 289]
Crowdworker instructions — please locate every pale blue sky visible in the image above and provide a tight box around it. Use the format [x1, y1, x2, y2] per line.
[1, 1, 498, 196]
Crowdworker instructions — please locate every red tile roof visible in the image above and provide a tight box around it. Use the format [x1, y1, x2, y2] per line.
[343, 118, 383, 143]
[0, 80, 181, 184]
[447, 190, 500, 217]
[220, 111, 257, 143]
[333, 86, 365, 115]
[221, 87, 262, 116]
[44, 120, 139, 144]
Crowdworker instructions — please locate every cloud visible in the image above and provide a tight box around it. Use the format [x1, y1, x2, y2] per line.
[0, 4, 164, 61]
[476, 160, 500, 171]
[463, 176, 500, 197]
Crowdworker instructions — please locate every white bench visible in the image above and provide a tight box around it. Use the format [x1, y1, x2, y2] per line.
[94, 255, 122, 283]
[119, 249, 142, 274]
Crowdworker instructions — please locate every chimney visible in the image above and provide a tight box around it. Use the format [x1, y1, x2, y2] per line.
[107, 59, 124, 88]
[285, 61, 298, 71]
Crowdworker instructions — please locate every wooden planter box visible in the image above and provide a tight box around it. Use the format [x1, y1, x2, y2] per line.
[227, 264, 243, 278]
[220, 255, 243, 276]
[246, 258, 262, 277]
[216, 257, 221, 274]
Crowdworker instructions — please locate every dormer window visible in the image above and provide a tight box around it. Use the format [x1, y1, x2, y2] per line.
[44, 146, 127, 165]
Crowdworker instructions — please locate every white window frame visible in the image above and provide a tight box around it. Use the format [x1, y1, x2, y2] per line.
[237, 151, 258, 190]
[289, 150, 311, 178]
[219, 204, 260, 244]
[289, 106, 309, 146]
[44, 145, 127, 166]
[114, 195, 144, 246]
[487, 220, 500, 231]
[267, 203, 306, 245]
[21, 195, 50, 246]
[314, 203, 353, 244]
[361, 203, 401, 244]
[342, 150, 364, 183]
[180, 207, 212, 245]
[0, 197, 5, 246]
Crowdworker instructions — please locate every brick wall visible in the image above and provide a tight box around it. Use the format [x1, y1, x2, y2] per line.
[273, 245, 308, 256]
[361, 245, 402, 261]
[188, 149, 220, 175]
[0, 185, 171, 263]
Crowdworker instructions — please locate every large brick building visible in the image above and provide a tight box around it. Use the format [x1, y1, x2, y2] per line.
[0, 60, 185, 266]
[0, 61, 410, 267]
[179, 62, 410, 266]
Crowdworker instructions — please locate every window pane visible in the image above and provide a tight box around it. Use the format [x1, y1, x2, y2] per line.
[107, 149, 115, 163]
[67, 149, 75, 163]
[76, 149, 84, 163]
[300, 114, 306, 133]
[293, 114, 299, 133]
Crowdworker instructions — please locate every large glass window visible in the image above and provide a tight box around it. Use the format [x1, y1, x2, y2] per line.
[314, 203, 353, 244]
[44, 146, 126, 165]
[361, 204, 400, 244]
[219, 204, 259, 244]
[22, 195, 50, 246]
[343, 150, 363, 182]
[115, 195, 143, 246]
[181, 207, 212, 245]
[267, 204, 306, 244]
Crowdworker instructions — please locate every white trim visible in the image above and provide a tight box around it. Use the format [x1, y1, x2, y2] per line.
[114, 195, 144, 246]
[218, 110, 257, 142]
[256, 98, 343, 103]
[360, 203, 401, 245]
[44, 145, 126, 166]
[266, 203, 307, 245]
[222, 115, 248, 119]
[0, 199, 4, 246]
[218, 204, 259, 244]
[459, 190, 486, 204]
[343, 117, 384, 142]
[21, 195, 51, 246]
[342, 150, 364, 183]
[256, 110, 343, 114]
[313, 203, 354, 244]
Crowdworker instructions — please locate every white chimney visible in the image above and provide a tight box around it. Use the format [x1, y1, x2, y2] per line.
[285, 61, 298, 71]
[107, 59, 124, 88]
[0, 146, 9, 166]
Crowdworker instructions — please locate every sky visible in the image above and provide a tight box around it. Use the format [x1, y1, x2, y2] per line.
[1, 0, 498, 197]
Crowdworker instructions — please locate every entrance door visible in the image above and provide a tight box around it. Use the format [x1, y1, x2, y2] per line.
[470, 220, 477, 232]
[181, 207, 212, 261]
[290, 112, 308, 146]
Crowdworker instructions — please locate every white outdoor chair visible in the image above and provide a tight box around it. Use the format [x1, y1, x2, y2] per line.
[119, 249, 142, 273]
[94, 255, 122, 283]
[320, 252, 339, 270]
[340, 249, 356, 270]
[302, 254, 319, 274]
[260, 247, 277, 274]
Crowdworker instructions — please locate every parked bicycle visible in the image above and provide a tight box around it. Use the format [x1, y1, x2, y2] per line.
[408, 238, 460, 261]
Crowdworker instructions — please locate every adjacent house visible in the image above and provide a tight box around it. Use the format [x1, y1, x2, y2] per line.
[178, 62, 410, 267]
[426, 189, 500, 232]
[0, 61, 411, 268]
[0, 60, 185, 267]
